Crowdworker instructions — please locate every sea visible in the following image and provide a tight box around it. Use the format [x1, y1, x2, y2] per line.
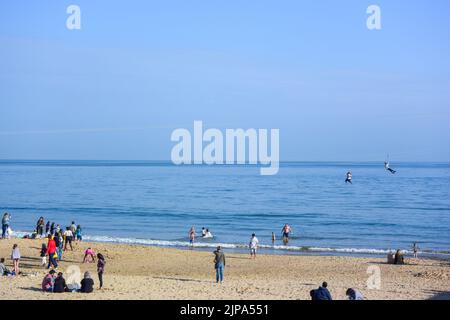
[1, 160, 449, 258]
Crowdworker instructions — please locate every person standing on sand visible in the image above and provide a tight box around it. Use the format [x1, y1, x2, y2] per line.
[45, 220, 50, 235]
[188, 227, 196, 248]
[249, 233, 259, 259]
[97, 253, 106, 289]
[213, 246, 225, 283]
[11, 244, 21, 275]
[345, 171, 352, 184]
[412, 242, 419, 259]
[46, 235, 58, 269]
[2, 212, 11, 239]
[63, 227, 74, 251]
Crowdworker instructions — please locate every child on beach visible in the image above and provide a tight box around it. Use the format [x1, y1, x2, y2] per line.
[11, 244, 21, 275]
[83, 248, 96, 263]
[249, 233, 259, 259]
[97, 253, 106, 289]
[40, 243, 47, 266]
[76, 225, 82, 241]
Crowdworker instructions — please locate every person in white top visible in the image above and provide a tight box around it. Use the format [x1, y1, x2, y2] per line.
[64, 227, 74, 251]
[249, 234, 259, 259]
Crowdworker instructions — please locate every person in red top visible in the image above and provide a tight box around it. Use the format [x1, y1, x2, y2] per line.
[46, 235, 58, 269]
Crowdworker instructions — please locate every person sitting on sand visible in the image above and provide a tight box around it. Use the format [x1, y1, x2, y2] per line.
[249, 233, 259, 259]
[42, 270, 56, 292]
[83, 247, 96, 263]
[346, 288, 364, 300]
[53, 272, 69, 293]
[0, 258, 12, 276]
[80, 271, 94, 293]
[394, 249, 405, 265]
[213, 246, 226, 284]
[311, 282, 332, 300]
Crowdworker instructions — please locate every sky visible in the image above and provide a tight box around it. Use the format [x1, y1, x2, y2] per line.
[0, 0, 449, 161]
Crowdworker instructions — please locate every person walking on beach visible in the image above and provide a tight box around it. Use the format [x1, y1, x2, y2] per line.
[345, 171, 353, 184]
[412, 242, 419, 259]
[63, 227, 74, 251]
[11, 244, 21, 275]
[249, 233, 259, 259]
[46, 235, 58, 269]
[2, 212, 11, 239]
[188, 227, 196, 249]
[281, 224, 292, 245]
[97, 253, 106, 289]
[213, 246, 225, 283]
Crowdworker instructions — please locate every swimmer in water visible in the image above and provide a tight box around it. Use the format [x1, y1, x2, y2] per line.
[384, 162, 396, 174]
[281, 224, 292, 245]
[345, 171, 352, 184]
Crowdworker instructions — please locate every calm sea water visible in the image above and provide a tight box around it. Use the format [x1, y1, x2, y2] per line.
[1, 160, 449, 257]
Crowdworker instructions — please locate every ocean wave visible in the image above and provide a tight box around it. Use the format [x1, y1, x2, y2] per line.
[12, 231, 449, 257]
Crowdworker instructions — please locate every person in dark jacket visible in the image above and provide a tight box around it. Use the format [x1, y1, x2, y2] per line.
[80, 271, 94, 293]
[53, 272, 68, 293]
[311, 282, 332, 300]
[213, 246, 226, 283]
[394, 249, 405, 265]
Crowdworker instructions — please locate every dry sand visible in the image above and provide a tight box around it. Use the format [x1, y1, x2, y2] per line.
[0, 238, 449, 300]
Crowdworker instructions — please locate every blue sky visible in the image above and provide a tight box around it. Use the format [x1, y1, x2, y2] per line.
[1, 0, 449, 161]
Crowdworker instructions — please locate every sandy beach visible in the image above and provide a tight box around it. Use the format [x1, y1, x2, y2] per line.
[0, 238, 449, 300]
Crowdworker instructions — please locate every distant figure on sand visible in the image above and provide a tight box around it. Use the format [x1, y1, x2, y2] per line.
[394, 249, 405, 265]
[213, 246, 226, 283]
[75, 225, 83, 242]
[97, 253, 106, 289]
[249, 233, 259, 259]
[310, 282, 332, 300]
[384, 162, 396, 174]
[63, 227, 74, 251]
[281, 224, 292, 245]
[412, 242, 419, 259]
[346, 288, 364, 300]
[11, 244, 21, 275]
[2, 212, 11, 239]
[188, 227, 196, 248]
[345, 171, 352, 184]
[40, 243, 47, 266]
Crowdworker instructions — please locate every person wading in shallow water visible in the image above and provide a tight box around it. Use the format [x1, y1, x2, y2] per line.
[345, 171, 352, 184]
